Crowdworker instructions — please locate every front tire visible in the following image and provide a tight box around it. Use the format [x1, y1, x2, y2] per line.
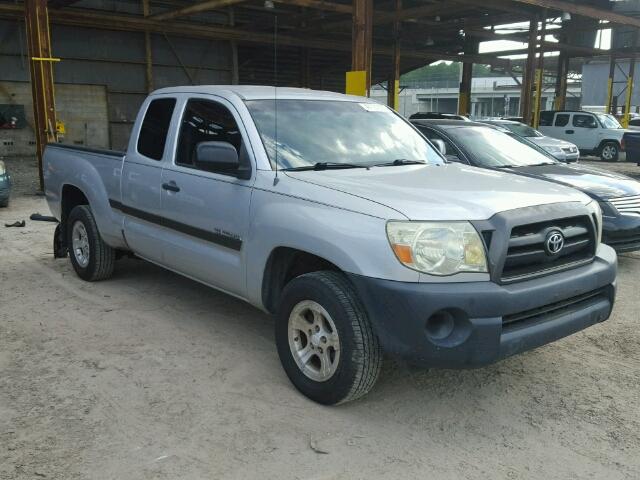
[67, 205, 115, 281]
[275, 271, 382, 405]
[600, 142, 619, 162]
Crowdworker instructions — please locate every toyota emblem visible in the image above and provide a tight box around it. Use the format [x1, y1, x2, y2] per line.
[545, 230, 565, 255]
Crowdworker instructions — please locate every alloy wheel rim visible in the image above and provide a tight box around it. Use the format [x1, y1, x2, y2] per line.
[71, 221, 90, 268]
[603, 146, 616, 160]
[288, 300, 341, 382]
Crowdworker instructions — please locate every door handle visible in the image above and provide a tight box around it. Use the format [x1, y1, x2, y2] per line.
[162, 181, 180, 193]
[566, 130, 575, 134]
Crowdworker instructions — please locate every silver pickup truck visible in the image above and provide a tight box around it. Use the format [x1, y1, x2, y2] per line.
[44, 86, 617, 405]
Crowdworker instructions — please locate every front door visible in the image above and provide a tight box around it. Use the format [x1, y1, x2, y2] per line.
[120, 97, 177, 264]
[570, 113, 599, 150]
[160, 97, 254, 297]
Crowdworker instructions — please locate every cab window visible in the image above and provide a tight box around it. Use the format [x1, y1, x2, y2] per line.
[137, 98, 176, 160]
[573, 114, 597, 129]
[176, 99, 246, 174]
[554, 114, 570, 127]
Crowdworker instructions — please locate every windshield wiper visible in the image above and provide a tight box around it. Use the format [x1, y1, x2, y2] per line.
[284, 162, 368, 172]
[374, 159, 427, 167]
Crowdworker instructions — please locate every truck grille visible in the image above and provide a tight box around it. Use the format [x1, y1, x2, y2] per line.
[501, 215, 596, 282]
[609, 195, 640, 216]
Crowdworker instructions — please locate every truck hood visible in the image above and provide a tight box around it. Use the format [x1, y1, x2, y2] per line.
[528, 136, 576, 149]
[285, 163, 589, 221]
[502, 163, 640, 200]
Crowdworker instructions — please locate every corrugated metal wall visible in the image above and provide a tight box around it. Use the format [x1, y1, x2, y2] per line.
[0, 12, 232, 151]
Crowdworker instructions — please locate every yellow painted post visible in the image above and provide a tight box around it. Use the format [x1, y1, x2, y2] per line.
[533, 68, 544, 128]
[346, 70, 367, 97]
[623, 76, 634, 128]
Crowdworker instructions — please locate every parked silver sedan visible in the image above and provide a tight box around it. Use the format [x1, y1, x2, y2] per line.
[483, 119, 580, 163]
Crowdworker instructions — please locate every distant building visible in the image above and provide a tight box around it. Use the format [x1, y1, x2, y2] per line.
[371, 76, 582, 119]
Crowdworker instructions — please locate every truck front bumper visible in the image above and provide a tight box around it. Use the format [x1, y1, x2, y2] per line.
[348, 245, 617, 368]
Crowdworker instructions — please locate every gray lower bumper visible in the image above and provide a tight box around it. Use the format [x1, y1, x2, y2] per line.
[347, 245, 617, 368]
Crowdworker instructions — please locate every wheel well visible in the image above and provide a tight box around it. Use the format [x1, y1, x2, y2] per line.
[61, 185, 89, 225]
[262, 247, 341, 313]
[598, 139, 621, 151]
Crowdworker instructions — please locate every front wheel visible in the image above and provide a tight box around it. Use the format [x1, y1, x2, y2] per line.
[600, 142, 619, 162]
[275, 271, 382, 405]
[67, 205, 115, 281]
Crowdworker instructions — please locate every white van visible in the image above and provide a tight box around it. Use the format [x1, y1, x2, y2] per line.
[538, 110, 628, 162]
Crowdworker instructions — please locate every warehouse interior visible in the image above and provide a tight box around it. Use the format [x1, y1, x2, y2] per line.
[2, 2, 640, 478]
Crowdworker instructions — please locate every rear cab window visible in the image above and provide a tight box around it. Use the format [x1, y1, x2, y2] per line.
[554, 114, 570, 127]
[137, 98, 177, 160]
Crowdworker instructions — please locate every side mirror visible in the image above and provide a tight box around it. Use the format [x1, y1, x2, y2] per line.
[431, 138, 447, 156]
[195, 141, 240, 173]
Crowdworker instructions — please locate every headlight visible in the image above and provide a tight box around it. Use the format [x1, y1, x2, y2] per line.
[386, 221, 488, 275]
[588, 201, 603, 245]
[0, 161, 5, 176]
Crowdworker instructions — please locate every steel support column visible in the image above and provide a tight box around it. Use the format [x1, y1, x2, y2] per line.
[347, 0, 372, 96]
[520, 16, 538, 125]
[25, 0, 57, 191]
[387, 0, 401, 110]
[554, 50, 569, 110]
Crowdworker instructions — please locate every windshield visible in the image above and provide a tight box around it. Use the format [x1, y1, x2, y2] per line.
[501, 123, 543, 138]
[245, 100, 442, 170]
[445, 126, 556, 168]
[597, 114, 623, 129]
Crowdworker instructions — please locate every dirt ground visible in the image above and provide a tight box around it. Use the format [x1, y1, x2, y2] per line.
[1, 157, 640, 480]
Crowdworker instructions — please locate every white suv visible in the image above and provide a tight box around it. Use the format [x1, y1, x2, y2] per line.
[538, 110, 628, 162]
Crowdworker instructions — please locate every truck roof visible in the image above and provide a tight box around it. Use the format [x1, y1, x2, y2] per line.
[151, 85, 372, 102]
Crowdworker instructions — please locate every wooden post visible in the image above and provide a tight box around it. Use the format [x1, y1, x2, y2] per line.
[554, 51, 569, 110]
[458, 37, 479, 116]
[143, 0, 154, 93]
[532, 12, 546, 128]
[347, 0, 373, 96]
[25, 0, 57, 191]
[606, 56, 616, 115]
[520, 16, 538, 125]
[387, 0, 401, 110]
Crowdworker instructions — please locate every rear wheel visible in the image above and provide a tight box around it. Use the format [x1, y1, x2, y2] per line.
[600, 142, 619, 162]
[67, 205, 115, 281]
[275, 271, 382, 405]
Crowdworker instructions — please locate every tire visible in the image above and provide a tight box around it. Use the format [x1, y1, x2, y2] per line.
[67, 205, 115, 281]
[275, 271, 382, 405]
[600, 142, 619, 162]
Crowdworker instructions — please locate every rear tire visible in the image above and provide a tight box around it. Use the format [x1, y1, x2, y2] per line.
[275, 271, 382, 405]
[67, 205, 115, 281]
[600, 142, 619, 162]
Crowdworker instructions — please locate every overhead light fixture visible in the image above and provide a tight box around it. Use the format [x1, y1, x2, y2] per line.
[426, 36, 435, 46]
[264, 0, 274, 8]
[561, 12, 572, 22]
[434, 16, 441, 22]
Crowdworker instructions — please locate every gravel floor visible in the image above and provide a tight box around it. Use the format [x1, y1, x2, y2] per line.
[1, 156, 639, 480]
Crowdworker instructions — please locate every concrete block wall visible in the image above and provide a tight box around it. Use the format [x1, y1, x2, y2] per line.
[0, 81, 109, 157]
